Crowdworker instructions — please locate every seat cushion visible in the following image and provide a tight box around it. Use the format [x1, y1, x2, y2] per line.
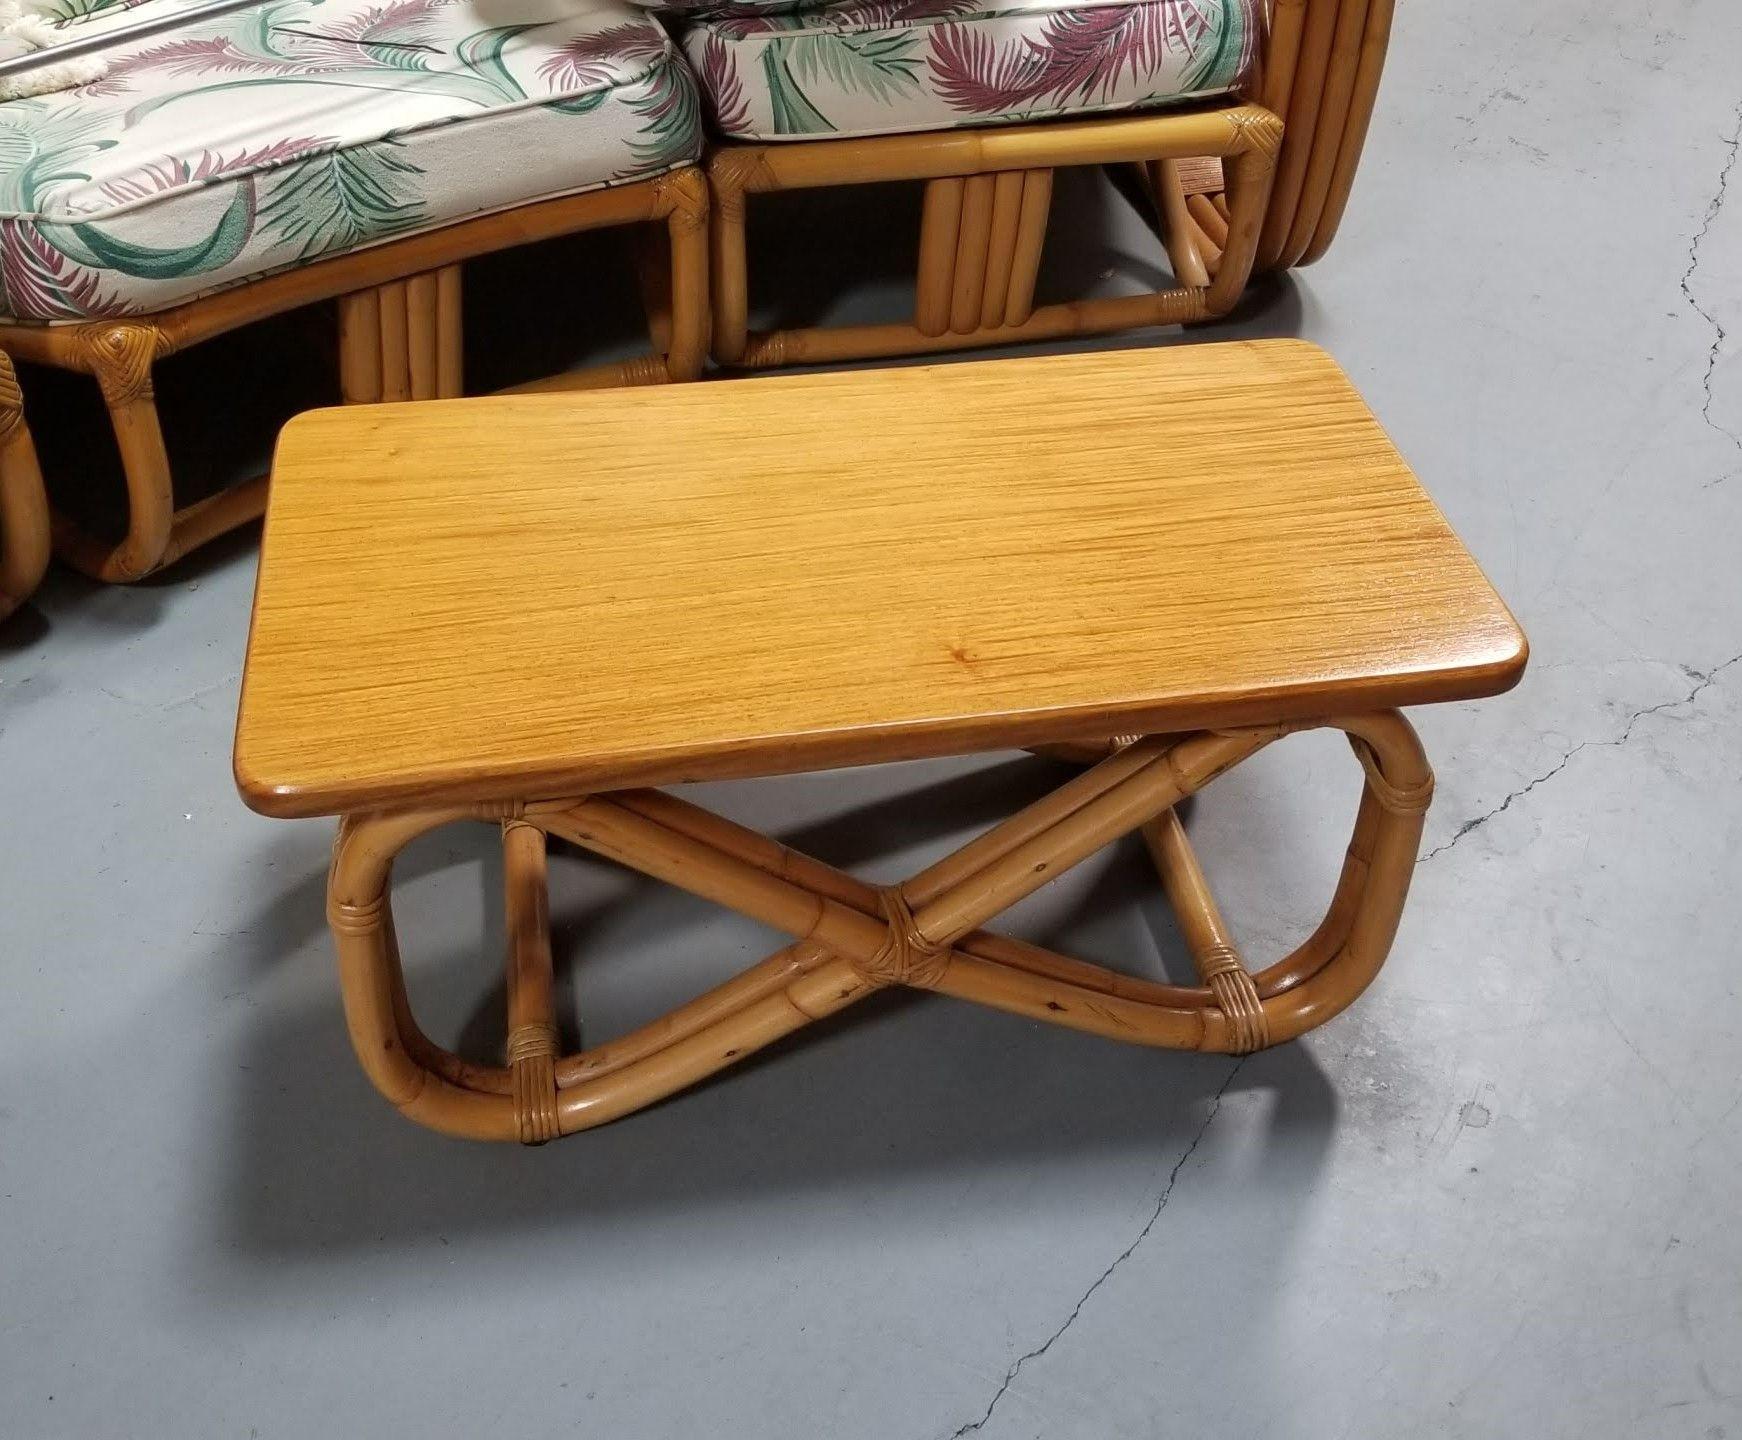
[682, 0, 1257, 142]
[0, 0, 700, 320]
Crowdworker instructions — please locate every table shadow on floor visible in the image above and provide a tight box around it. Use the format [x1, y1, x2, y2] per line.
[214, 753, 1341, 1258]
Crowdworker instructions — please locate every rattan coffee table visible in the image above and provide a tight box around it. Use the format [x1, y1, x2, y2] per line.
[234, 342, 1527, 1144]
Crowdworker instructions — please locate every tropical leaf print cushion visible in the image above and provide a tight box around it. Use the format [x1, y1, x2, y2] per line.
[683, 0, 1258, 141]
[0, 0, 701, 320]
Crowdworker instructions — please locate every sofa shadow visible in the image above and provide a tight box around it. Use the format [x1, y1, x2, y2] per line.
[217, 751, 1338, 1259]
[740, 166, 1165, 338]
[0, 600, 48, 654]
[11, 226, 658, 573]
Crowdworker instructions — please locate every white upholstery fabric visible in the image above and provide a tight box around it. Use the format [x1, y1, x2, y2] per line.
[0, 0, 700, 319]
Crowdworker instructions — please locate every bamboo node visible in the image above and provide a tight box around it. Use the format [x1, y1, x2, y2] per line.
[328, 893, 388, 936]
[506, 1020, 558, 1067]
[1208, 967, 1269, 1054]
[855, 887, 950, 989]
[616, 354, 671, 387]
[508, 1022, 559, 1145]
[1347, 736, 1435, 816]
[1195, 941, 1245, 981]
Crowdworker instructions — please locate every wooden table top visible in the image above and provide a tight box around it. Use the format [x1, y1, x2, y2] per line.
[235, 341, 1526, 818]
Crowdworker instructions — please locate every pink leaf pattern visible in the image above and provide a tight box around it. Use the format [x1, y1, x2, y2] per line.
[695, 34, 750, 131]
[928, 0, 1228, 114]
[96, 135, 333, 204]
[831, 0, 981, 29]
[712, 0, 972, 39]
[0, 218, 130, 319]
[79, 35, 328, 95]
[290, 0, 452, 56]
[537, 20, 668, 86]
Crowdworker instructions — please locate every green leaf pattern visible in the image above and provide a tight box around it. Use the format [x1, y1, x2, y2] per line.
[0, 0, 701, 319]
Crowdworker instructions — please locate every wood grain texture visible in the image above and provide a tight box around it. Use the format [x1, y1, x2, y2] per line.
[235, 341, 1526, 817]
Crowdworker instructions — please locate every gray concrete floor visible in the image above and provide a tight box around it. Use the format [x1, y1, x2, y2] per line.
[4, 3, 1742, 1436]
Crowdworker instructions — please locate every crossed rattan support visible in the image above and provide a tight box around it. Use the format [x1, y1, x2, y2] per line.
[0, 167, 709, 585]
[326, 711, 1432, 1143]
[706, 103, 1282, 370]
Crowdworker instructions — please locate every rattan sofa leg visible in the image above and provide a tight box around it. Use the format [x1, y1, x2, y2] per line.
[339, 265, 465, 404]
[0, 319, 273, 585]
[503, 820, 559, 1144]
[0, 352, 49, 620]
[323, 713, 1432, 1142]
[653, 167, 712, 382]
[915, 169, 1052, 337]
[1151, 0, 1393, 274]
[56, 325, 172, 582]
[914, 177, 964, 337]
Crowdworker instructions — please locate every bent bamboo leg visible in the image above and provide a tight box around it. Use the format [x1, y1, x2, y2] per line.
[1156, 159, 1212, 288]
[51, 325, 173, 582]
[504, 820, 559, 1143]
[708, 151, 765, 366]
[1144, 808, 1267, 1053]
[43, 324, 269, 583]
[0, 353, 49, 620]
[915, 177, 965, 338]
[1300, 0, 1396, 265]
[1280, 0, 1371, 265]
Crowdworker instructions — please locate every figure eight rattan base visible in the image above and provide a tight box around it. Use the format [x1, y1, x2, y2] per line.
[328, 715, 1432, 1143]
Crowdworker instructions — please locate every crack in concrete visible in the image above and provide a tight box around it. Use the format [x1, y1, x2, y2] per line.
[1420, 652, 1742, 863]
[944, 1060, 1243, 1440]
[1680, 101, 1742, 472]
